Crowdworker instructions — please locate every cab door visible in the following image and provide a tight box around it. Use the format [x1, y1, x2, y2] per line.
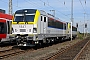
[43, 16, 47, 34]
[40, 16, 43, 34]
[40, 15, 47, 34]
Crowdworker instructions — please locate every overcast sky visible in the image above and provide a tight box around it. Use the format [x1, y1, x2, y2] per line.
[0, 0, 90, 33]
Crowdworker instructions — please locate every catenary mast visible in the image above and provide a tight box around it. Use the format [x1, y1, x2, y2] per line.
[9, 0, 12, 15]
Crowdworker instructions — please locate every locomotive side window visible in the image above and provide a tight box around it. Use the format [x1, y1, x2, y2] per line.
[48, 17, 66, 29]
[44, 17, 46, 22]
[64, 24, 66, 29]
[0, 22, 7, 34]
[48, 18, 54, 27]
[41, 16, 42, 21]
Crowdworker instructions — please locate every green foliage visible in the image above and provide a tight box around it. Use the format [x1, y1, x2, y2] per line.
[77, 33, 84, 40]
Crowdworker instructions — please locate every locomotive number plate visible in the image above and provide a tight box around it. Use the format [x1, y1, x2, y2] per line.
[19, 25, 26, 28]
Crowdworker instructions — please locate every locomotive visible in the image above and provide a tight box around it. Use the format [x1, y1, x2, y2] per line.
[12, 9, 77, 46]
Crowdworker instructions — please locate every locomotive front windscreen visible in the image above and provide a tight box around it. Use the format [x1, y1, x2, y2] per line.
[14, 9, 37, 22]
[14, 14, 35, 22]
[0, 22, 7, 34]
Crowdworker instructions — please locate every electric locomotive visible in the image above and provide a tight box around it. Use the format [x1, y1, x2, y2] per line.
[12, 9, 77, 46]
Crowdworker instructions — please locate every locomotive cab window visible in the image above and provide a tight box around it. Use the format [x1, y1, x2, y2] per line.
[14, 14, 35, 22]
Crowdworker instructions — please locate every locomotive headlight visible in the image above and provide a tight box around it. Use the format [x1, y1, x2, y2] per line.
[35, 41, 39, 44]
[33, 28, 37, 33]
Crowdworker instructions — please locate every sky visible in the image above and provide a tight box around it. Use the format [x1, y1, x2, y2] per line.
[0, 0, 90, 33]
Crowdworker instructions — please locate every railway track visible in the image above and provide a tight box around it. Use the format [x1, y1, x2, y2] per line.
[0, 45, 35, 59]
[73, 38, 90, 60]
[0, 48, 25, 59]
[0, 46, 13, 51]
[40, 37, 90, 60]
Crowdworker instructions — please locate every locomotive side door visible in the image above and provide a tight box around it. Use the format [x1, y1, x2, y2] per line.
[40, 16, 43, 34]
[40, 15, 47, 34]
[43, 16, 47, 34]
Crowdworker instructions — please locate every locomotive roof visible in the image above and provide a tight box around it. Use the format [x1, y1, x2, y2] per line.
[15, 9, 37, 14]
[14, 9, 67, 24]
[0, 13, 12, 20]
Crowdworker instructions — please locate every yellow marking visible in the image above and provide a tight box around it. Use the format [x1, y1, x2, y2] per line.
[66, 23, 71, 34]
[12, 15, 17, 24]
[34, 10, 40, 34]
[12, 22, 17, 24]
[68, 23, 71, 29]
[34, 10, 40, 24]
[26, 22, 27, 24]
[18, 22, 25, 24]
[28, 22, 34, 24]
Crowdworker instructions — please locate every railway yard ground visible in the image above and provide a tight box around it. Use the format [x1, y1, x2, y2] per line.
[0, 35, 90, 60]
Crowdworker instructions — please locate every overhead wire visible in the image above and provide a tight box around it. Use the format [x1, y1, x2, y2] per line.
[57, 0, 69, 11]
[1, 0, 70, 20]
[2, 0, 88, 22]
[23, 0, 71, 21]
[39, 0, 71, 21]
[0, 0, 22, 9]
[0, 0, 22, 14]
[79, 0, 86, 13]
[79, 0, 89, 20]
[24, 0, 44, 9]
[40, 0, 68, 16]
[47, 0, 49, 6]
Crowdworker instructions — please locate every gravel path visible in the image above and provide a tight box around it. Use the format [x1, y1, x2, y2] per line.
[2, 39, 83, 60]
